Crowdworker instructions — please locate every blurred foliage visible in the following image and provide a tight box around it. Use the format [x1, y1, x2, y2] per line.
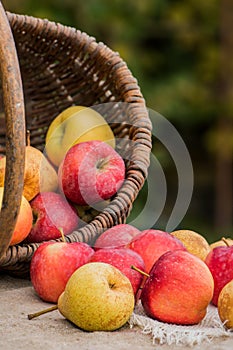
[2, 0, 233, 242]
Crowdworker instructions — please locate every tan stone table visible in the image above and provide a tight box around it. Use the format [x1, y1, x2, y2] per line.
[0, 275, 232, 350]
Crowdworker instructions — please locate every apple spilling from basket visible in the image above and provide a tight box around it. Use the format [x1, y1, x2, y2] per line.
[0, 106, 232, 332]
[27, 226, 233, 332]
[0, 105, 122, 245]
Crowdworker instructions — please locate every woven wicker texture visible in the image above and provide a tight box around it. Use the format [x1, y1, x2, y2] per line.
[0, 5, 152, 276]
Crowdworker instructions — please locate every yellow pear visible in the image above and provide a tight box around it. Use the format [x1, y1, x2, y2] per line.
[210, 237, 233, 250]
[58, 262, 135, 331]
[45, 106, 115, 166]
[218, 280, 233, 329]
[0, 145, 58, 202]
[170, 229, 211, 261]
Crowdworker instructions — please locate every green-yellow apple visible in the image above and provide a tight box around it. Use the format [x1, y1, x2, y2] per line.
[45, 106, 115, 166]
[58, 262, 135, 331]
[0, 187, 33, 246]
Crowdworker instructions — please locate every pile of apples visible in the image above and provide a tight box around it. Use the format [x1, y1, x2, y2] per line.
[1, 105, 232, 333]
[28, 224, 233, 332]
[0, 105, 124, 245]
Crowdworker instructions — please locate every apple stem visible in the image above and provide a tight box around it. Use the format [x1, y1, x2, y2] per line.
[26, 130, 31, 146]
[131, 265, 150, 278]
[59, 227, 66, 242]
[28, 305, 58, 320]
[221, 237, 230, 247]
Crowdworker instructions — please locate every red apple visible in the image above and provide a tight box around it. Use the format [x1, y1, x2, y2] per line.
[205, 244, 233, 306]
[128, 229, 186, 273]
[27, 192, 79, 243]
[89, 248, 145, 296]
[141, 250, 214, 325]
[58, 140, 125, 205]
[94, 224, 141, 250]
[30, 241, 94, 303]
[0, 187, 33, 246]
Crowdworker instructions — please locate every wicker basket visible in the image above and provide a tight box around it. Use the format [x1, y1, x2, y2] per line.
[0, 2, 152, 277]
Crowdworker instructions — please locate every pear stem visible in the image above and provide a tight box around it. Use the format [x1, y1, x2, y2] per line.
[221, 237, 230, 247]
[131, 265, 150, 278]
[28, 305, 58, 320]
[26, 130, 31, 146]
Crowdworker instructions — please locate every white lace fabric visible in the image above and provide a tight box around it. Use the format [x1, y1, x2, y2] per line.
[129, 302, 233, 346]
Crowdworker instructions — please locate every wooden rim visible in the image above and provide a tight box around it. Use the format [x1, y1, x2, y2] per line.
[0, 2, 25, 259]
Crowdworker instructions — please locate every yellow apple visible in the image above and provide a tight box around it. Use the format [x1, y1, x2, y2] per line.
[45, 106, 115, 166]
[0, 187, 33, 246]
[170, 229, 211, 261]
[210, 237, 233, 249]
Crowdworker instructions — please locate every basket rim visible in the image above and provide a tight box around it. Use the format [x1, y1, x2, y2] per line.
[0, 10, 152, 274]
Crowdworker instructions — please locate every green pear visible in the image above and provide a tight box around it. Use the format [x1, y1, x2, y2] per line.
[28, 262, 135, 332]
[57, 262, 135, 331]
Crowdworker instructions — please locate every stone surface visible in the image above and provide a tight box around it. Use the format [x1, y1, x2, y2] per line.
[0, 274, 233, 350]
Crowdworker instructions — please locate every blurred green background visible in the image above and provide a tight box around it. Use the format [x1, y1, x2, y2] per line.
[2, 0, 233, 242]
